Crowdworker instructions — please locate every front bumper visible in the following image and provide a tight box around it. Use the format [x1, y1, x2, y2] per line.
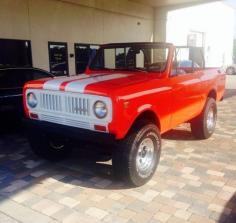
[23, 118, 116, 145]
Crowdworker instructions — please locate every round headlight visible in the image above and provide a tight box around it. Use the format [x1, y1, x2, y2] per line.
[93, 101, 108, 119]
[27, 92, 38, 108]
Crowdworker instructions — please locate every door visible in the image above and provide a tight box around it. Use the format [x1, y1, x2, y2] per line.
[48, 42, 69, 76]
[75, 44, 99, 74]
[170, 47, 204, 128]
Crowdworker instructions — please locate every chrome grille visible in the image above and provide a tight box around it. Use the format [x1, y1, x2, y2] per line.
[39, 92, 90, 116]
[65, 96, 90, 116]
[40, 93, 62, 112]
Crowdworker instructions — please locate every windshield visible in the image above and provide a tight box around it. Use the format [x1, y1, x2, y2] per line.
[90, 44, 169, 72]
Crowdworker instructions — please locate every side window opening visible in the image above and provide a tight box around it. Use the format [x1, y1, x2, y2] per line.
[171, 47, 204, 76]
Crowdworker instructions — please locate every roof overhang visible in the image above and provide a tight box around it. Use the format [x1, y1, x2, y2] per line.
[129, 0, 220, 8]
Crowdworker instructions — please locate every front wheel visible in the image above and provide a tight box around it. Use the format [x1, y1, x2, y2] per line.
[112, 121, 161, 187]
[27, 130, 71, 161]
[191, 98, 217, 139]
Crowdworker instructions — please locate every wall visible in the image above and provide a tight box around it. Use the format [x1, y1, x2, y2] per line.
[0, 0, 154, 74]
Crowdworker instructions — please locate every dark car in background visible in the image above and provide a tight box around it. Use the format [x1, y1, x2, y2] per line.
[0, 67, 54, 130]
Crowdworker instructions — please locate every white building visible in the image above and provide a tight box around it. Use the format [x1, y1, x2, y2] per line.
[166, 2, 235, 67]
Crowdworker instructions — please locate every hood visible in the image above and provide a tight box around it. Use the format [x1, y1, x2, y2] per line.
[38, 72, 153, 96]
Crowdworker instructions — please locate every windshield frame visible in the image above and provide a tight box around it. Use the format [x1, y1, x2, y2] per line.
[89, 42, 171, 73]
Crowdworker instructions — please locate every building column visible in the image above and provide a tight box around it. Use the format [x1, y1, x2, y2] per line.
[153, 7, 169, 42]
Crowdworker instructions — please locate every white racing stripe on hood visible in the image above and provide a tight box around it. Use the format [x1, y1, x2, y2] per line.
[65, 74, 128, 93]
[43, 74, 89, 90]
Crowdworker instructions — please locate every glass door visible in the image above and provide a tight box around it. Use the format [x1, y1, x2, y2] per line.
[75, 44, 99, 74]
[48, 42, 69, 76]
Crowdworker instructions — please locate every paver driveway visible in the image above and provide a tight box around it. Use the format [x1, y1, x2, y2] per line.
[0, 90, 235, 223]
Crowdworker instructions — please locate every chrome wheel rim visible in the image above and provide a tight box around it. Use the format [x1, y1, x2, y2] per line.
[136, 138, 155, 178]
[207, 107, 216, 133]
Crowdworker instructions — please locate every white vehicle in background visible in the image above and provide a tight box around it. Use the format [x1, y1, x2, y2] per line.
[226, 65, 236, 75]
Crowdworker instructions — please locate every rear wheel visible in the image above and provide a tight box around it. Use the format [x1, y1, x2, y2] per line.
[191, 98, 217, 139]
[28, 130, 71, 161]
[112, 121, 161, 187]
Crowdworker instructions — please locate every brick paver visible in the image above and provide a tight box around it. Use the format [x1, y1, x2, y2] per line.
[0, 89, 235, 223]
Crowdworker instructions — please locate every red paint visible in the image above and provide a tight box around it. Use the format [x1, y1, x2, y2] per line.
[23, 44, 226, 140]
[29, 113, 39, 119]
[94, 125, 107, 132]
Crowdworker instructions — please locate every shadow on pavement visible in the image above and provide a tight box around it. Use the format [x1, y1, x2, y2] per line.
[162, 123, 198, 141]
[218, 193, 236, 223]
[162, 129, 196, 141]
[0, 118, 200, 198]
[0, 127, 131, 193]
[0, 114, 23, 135]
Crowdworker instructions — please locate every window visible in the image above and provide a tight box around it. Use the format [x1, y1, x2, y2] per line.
[75, 44, 100, 74]
[171, 47, 204, 76]
[115, 48, 126, 69]
[104, 48, 116, 69]
[149, 48, 169, 71]
[136, 50, 145, 68]
[22, 69, 52, 81]
[31, 70, 52, 80]
[48, 42, 69, 76]
[0, 39, 32, 68]
[91, 44, 169, 72]
[89, 45, 99, 63]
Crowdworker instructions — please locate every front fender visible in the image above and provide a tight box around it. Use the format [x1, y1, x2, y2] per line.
[109, 101, 161, 139]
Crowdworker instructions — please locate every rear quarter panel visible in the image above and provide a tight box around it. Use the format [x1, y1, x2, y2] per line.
[201, 68, 226, 101]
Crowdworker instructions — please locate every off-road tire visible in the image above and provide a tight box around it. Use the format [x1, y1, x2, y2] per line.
[112, 121, 161, 187]
[191, 98, 217, 139]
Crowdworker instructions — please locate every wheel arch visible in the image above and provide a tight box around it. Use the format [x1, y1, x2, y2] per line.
[207, 89, 217, 100]
[127, 110, 161, 135]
